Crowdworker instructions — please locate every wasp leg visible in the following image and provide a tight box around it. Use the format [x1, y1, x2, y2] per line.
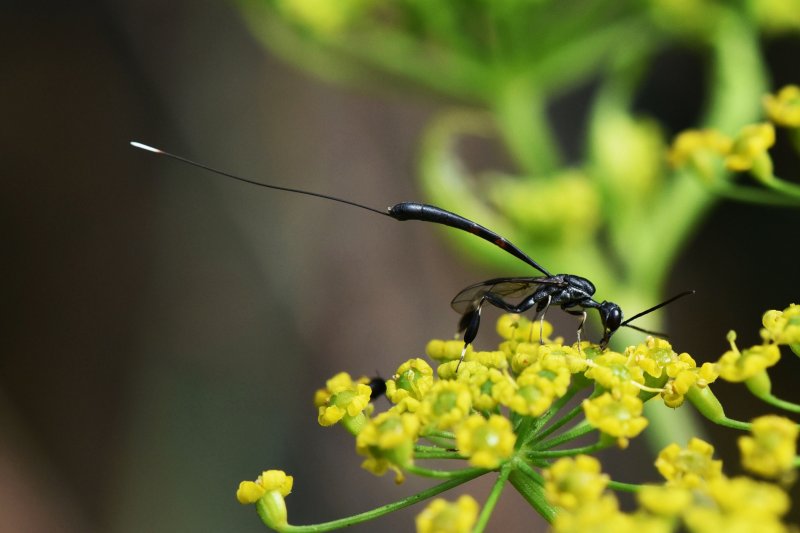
[563, 308, 588, 354]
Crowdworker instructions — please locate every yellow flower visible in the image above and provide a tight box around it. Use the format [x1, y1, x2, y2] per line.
[655, 438, 722, 488]
[637, 484, 692, 516]
[668, 129, 732, 181]
[356, 411, 419, 483]
[236, 470, 294, 530]
[582, 393, 648, 447]
[551, 495, 643, 533]
[706, 475, 790, 518]
[764, 85, 800, 127]
[584, 352, 644, 397]
[544, 455, 609, 511]
[316, 372, 373, 431]
[236, 469, 293, 504]
[385, 358, 434, 413]
[426, 339, 472, 363]
[538, 344, 587, 375]
[762, 304, 800, 345]
[462, 367, 505, 412]
[496, 314, 553, 343]
[739, 415, 799, 480]
[725, 122, 775, 174]
[716, 331, 781, 382]
[455, 414, 516, 469]
[418, 381, 473, 430]
[415, 495, 479, 533]
[495, 364, 571, 417]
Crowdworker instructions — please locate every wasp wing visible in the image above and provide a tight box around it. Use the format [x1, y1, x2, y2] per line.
[450, 276, 565, 314]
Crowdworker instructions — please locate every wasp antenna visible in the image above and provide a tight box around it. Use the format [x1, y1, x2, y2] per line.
[620, 290, 695, 327]
[130, 141, 162, 154]
[129, 141, 391, 217]
[623, 323, 669, 337]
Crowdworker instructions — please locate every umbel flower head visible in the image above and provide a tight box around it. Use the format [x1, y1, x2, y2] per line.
[238, 308, 800, 531]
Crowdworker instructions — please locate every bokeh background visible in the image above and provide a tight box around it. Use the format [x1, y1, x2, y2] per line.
[2, 2, 799, 532]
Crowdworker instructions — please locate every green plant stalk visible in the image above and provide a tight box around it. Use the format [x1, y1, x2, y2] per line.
[473, 464, 512, 533]
[271, 470, 486, 532]
[508, 466, 556, 523]
[492, 77, 561, 176]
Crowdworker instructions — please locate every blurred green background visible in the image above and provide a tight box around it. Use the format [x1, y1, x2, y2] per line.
[2, 2, 799, 532]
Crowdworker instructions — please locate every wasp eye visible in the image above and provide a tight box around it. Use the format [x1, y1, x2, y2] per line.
[601, 302, 622, 332]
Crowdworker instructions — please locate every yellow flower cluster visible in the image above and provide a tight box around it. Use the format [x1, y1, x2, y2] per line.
[764, 85, 800, 127]
[762, 303, 800, 346]
[739, 415, 799, 481]
[668, 85, 800, 185]
[237, 306, 800, 531]
[310, 315, 727, 479]
[669, 122, 775, 178]
[550, 440, 793, 532]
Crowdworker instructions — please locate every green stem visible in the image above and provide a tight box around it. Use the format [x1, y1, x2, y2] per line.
[535, 420, 595, 450]
[607, 480, 641, 492]
[513, 456, 545, 484]
[758, 175, 800, 198]
[492, 77, 561, 176]
[405, 464, 488, 479]
[530, 391, 595, 445]
[507, 468, 556, 523]
[716, 417, 752, 431]
[277, 470, 485, 532]
[707, 182, 800, 206]
[423, 430, 456, 441]
[527, 438, 611, 459]
[755, 393, 800, 413]
[528, 386, 582, 439]
[414, 450, 465, 460]
[473, 465, 512, 533]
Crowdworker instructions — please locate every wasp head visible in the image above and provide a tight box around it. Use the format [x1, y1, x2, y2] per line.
[598, 301, 622, 349]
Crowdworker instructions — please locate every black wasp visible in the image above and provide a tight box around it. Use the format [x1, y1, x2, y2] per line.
[131, 142, 692, 368]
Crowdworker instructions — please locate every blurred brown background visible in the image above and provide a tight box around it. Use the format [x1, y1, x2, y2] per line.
[2, 2, 799, 532]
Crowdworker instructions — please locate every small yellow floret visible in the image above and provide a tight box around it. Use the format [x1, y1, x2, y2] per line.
[385, 358, 434, 411]
[356, 411, 420, 483]
[716, 331, 781, 382]
[655, 438, 722, 488]
[236, 469, 293, 504]
[637, 484, 693, 516]
[725, 122, 775, 173]
[544, 455, 609, 510]
[762, 304, 800, 345]
[706, 475, 791, 518]
[316, 375, 372, 428]
[415, 495, 479, 533]
[455, 414, 516, 469]
[739, 415, 799, 480]
[668, 129, 732, 181]
[764, 85, 800, 127]
[418, 381, 473, 430]
[582, 392, 648, 447]
[496, 314, 553, 342]
[584, 352, 644, 397]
